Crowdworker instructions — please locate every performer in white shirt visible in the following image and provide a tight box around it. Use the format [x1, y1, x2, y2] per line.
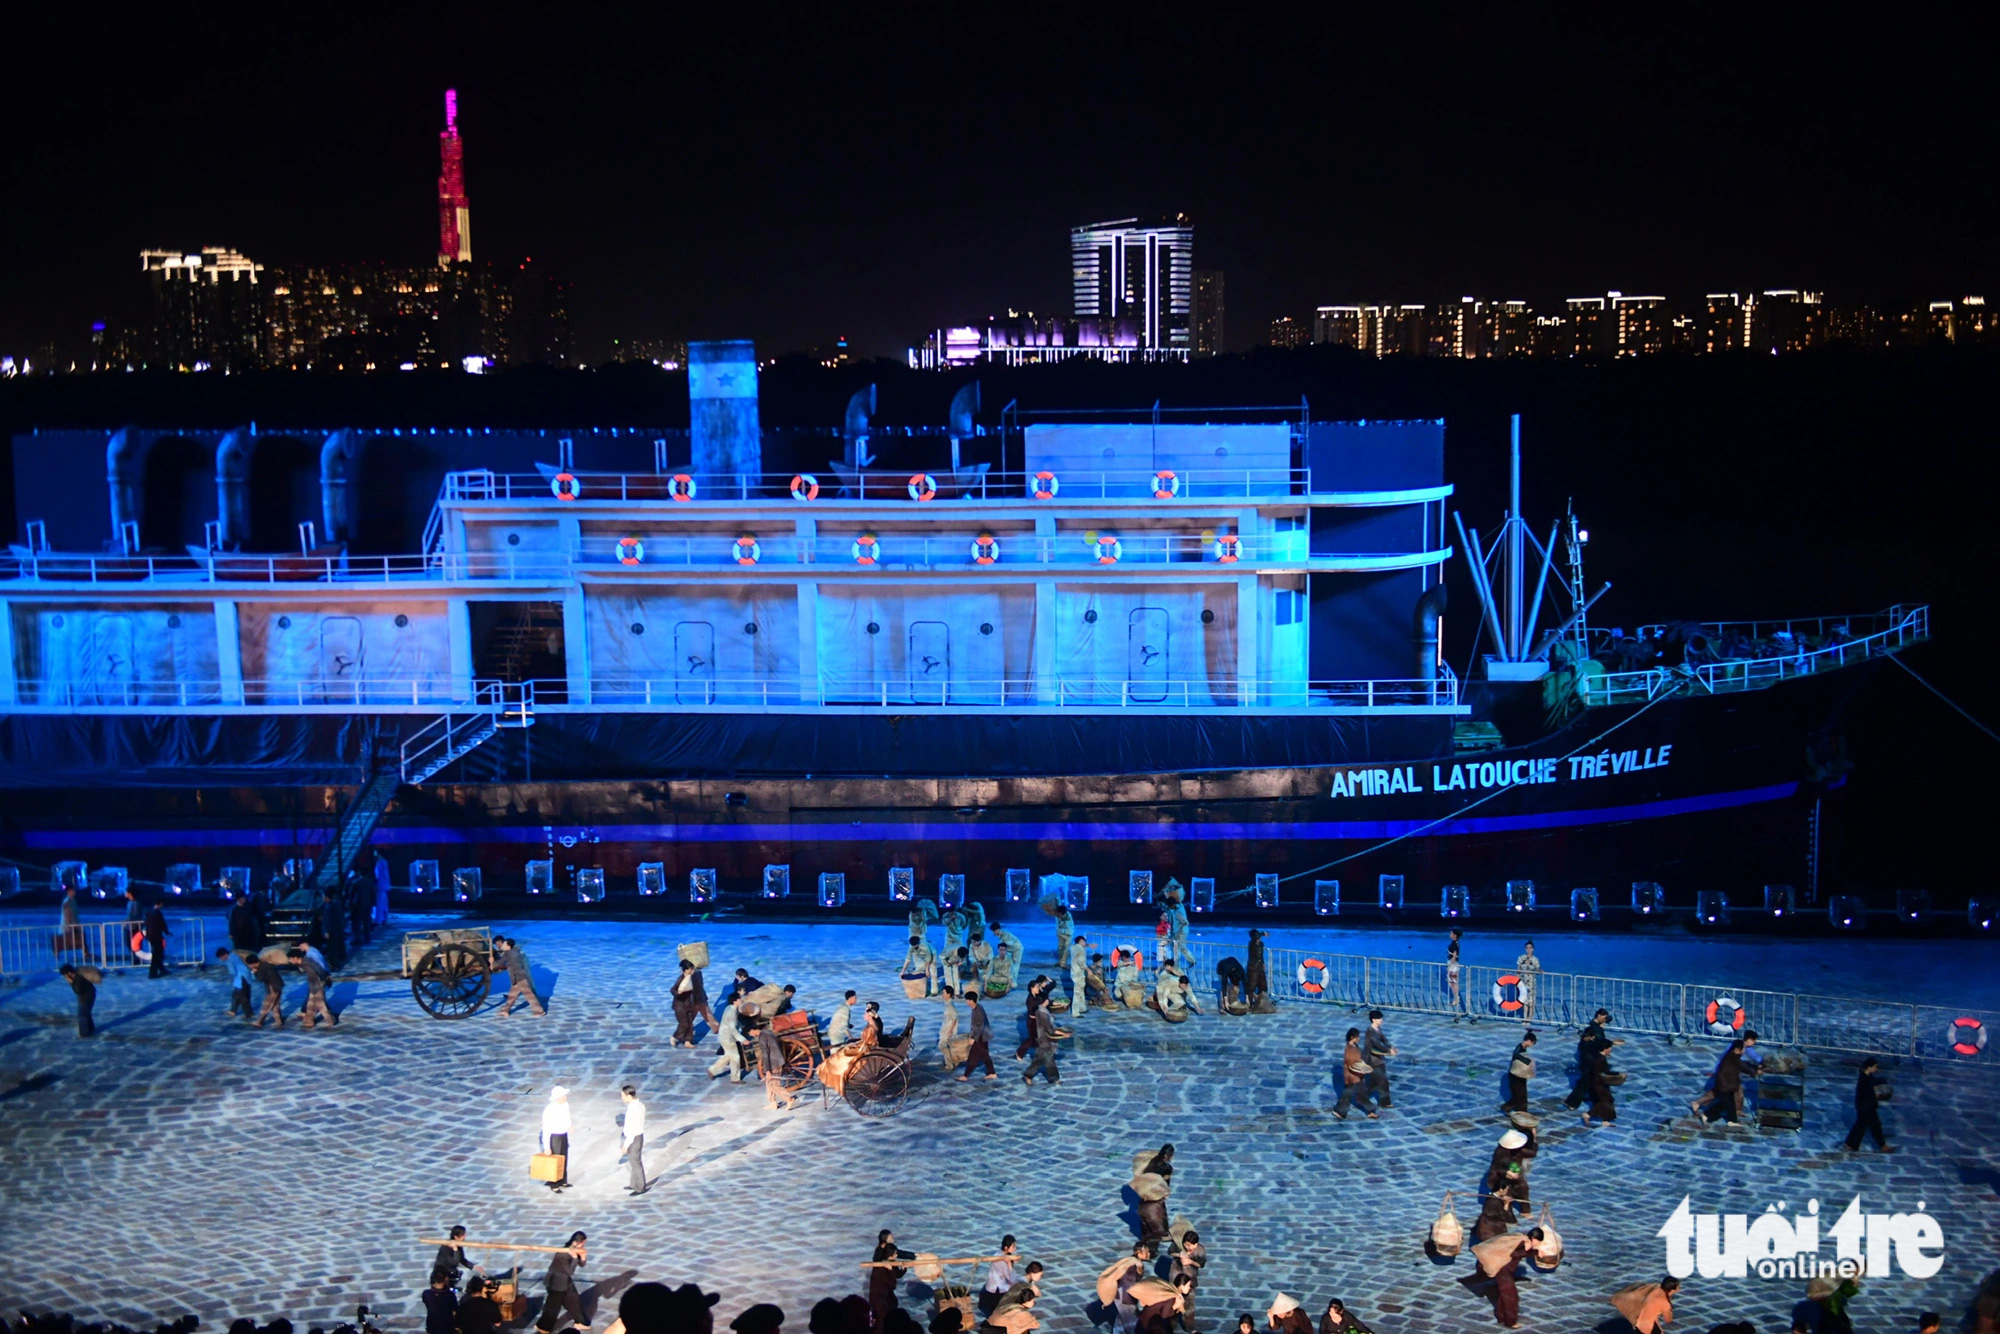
[619, 1085, 647, 1196]
[540, 1086, 572, 1192]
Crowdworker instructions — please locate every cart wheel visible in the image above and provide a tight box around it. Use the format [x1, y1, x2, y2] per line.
[843, 1049, 909, 1117]
[778, 1033, 819, 1094]
[411, 943, 491, 1019]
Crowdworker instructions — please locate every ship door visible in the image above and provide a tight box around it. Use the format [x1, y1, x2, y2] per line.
[319, 616, 363, 702]
[909, 621, 949, 704]
[88, 614, 135, 705]
[673, 620, 715, 704]
[1127, 606, 1169, 703]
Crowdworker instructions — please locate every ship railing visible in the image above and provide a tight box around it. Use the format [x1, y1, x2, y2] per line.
[1579, 604, 1928, 706]
[442, 467, 1317, 503]
[1632, 605, 1925, 645]
[1179, 938, 1997, 1061]
[0, 550, 573, 584]
[568, 533, 1319, 567]
[0, 917, 206, 979]
[4, 677, 470, 711]
[580, 676, 1458, 710]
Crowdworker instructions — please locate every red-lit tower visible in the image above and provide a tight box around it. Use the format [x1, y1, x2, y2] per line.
[437, 89, 471, 265]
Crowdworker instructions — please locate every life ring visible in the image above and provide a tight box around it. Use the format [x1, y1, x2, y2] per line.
[1214, 534, 1241, 563]
[1704, 995, 1745, 1036]
[1948, 1016, 1988, 1056]
[1094, 535, 1123, 565]
[668, 473, 697, 502]
[1493, 974, 1524, 1013]
[852, 533, 881, 566]
[1113, 944, 1145, 969]
[1030, 471, 1060, 501]
[733, 535, 761, 566]
[909, 473, 938, 502]
[550, 471, 580, 501]
[970, 533, 1000, 565]
[616, 537, 645, 565]
[1297, 957, 1330, 995]
[1152, 470, 1180, 499]
[790, 473, 820, 502]
[130, 930, 149, 959]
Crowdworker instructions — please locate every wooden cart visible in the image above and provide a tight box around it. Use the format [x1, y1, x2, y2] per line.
[400, 927, 497, 1019]
[745, 1008, 824, 1095]
[821, 1017, 919, 1116]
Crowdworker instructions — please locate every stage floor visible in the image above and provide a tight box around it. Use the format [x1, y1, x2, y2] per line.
[0, 917, 1995, 1332]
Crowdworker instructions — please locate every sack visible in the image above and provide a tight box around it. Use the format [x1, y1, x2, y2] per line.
[1430, 1191, 1464, 1255]
[529, 1152, 566, 1182]
[677, 941, 710, 970]
[1532, 1202, 1563, 1270]
[76, 964, 104, 985]
[1120, 985, 1147, 1009]
[1509, 1057, 1535, 1079]
[1126, 1278, 1178, 1308]
[1610, 1281, 1660, 1326]
[1132, 1171, 1171, 1202]
[910, 1252, 945, 1283]
[943, 1035, 972, 1068]
[1096, 1258, 1137, 1305]
[988, 1309, 1040, 1333]
[1471, 1232, 1521, 1277]
[901, 976, 929, 1000]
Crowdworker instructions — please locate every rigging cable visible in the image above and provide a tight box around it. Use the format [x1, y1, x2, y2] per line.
[1888, 653, 2000, 746]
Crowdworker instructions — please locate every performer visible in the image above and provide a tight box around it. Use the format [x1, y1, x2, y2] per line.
[1843, 1056, 1892, 1152]
[1247, 929, 1275, 1012]
[1445, 926, 1463, 1015]
[671, 958, 710, 1047]
[1023, 991, 1066, 1086]
[1565, 1010, 1618, 1109]
[1087, 952, 1115, 1009]
[868, 1229, 913, 1328]
[943, 907, 969, 962]
[1692, 1040, 1748, 1124]
[1362, 1010, 1398, 1108]
[1160, 892, 1190, 969]
[986, 937, 1021, 998]
[1334, 1028, 1376, 1120]
[1014, 976, 1053, 1057]
[1098, 1243, 1150, 1334]
[58, 963, 97, 1038]
[755, 1018, 797, 1111]
[979, 1236, 1020, 1318]
[900, 934, 939, 996]
[1579, 1037, 1617, 1127]
[533, 1233, 588, 1333]
[1134, 1143, 1174, 1243]
[1514, 940, 1541, 1022]
[432, 1225, 482, 1287]
[1068, 934, 1092, 1014]
[967, 932, 995, 989]
[619, 1085, 649, 1193]
[827, 990, 857, 1047]
[1216, 956, 1248, 1014]
[1505, 1032, 1537, 1112]
[959, 990, 996, 1080]
[1054, 902, 1076, 970]
[539, 1086, 573, 1192]
[251, 952, 286, 1028]
[1471, 1227, 1547, 1328]
[937, 985, 960, 1065]
[1267, 1294, 1313, 1333]
[1486, 1126, 1538, 1212]
[1608, 1277, 1678, 1334]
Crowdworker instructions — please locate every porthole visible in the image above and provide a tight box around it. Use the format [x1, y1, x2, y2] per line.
[866, 621, 881, 635]
[630, 622, 645, 636]
[166, 614, 182, 629]
[277, 616, 292, 629]
[979, 622, 994, 635]
[51, 615, 64, 628]
[506, 532, 521, 546]
[1083, 609, 1098, 624]
[1201, 609, 1216, 625]
[744, 622, 758, 635]
[394, 613, 409, 628]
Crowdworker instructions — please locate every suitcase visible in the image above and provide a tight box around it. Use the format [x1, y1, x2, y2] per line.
[771, 1009, 813, 1035]
[529, 1152, 567, 1181]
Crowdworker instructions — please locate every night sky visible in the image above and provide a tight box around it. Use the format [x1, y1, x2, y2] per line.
[2, 10, 1992, 360]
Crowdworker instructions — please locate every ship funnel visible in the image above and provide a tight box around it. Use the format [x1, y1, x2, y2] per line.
[844, 384, 878, 468]
[947, 380, 980, 473]
[106, 427, 155, 539]
[215, 426, 257, 549]
[688, 340, 761, 479]
[1414, 583, 1448, 688]
[320, 430, 360, 544]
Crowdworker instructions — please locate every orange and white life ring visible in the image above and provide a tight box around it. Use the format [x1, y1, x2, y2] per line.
[790, 473, 820, 502]
[970, 533, 999, 565]
[733, 535, 761, 566]
[131, 931, 152, 964]
[1113, 944, 1146, 969]
[1949, 1017, 1988, 1057]
[908, 473, 938, 502]
[1214, 534, 1241, 563]
[1152, 470, 1180, 499]
[616, 537, 645, 565]
[668, 473, 697, 502]
[1297, 957, 1330, 995]
[1493, 974, 1524, 1013]
[550, 471, 580, 501]
[1094, 535, 1123, 565]
[1030, 471, 1060, 500]
[852, 533, 881, 566]
[1704, 995, 1745, 1036]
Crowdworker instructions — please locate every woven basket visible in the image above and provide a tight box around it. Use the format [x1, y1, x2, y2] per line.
[677, 941, 710, 969]
[1429, 1190, 1464, 1255]
[901, 974, 928, 1000]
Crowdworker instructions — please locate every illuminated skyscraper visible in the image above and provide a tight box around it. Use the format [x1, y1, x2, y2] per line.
[1071, 216, 1194, 356]
[438, 89, 472, 266]
[1193, 269, 1226, 357]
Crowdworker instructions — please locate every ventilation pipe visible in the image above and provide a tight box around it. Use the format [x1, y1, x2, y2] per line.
[843, 384, 877, 468]
[215, 427, 257, 549]
[1414, 582, 1448, 684]
[320, 430, 360, 545]
[106, 427, 155, 539]
[947, 380, 980, 474]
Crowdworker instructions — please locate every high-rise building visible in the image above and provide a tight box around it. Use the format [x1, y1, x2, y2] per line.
[1702, 294, 1748, 353]
[140, 248, 264, 371]
[1193, 269, 1226, 357]
[438, 89, 472, 266]
[1071, 216, 1194, 356]
[1267, 315, 1308, 348]
[1565, 296, 1613, 358]
[1750, 290, 1823, 353]
[1487, 301, 1532, 358]
[1313, 305, 1366, 350]
[1612, 293, 1668, 356]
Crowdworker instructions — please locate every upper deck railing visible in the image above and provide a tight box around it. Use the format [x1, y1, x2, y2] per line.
[1578, 605, 1928, 706]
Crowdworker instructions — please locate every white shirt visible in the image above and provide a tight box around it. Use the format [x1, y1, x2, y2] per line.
[542, 1099, 571, 1139]
[828, 1001, 853, 1046]
[621, 1098, 646, 1144]
[984, 1257, 1016, 1293]
[674, 972, 692, 994]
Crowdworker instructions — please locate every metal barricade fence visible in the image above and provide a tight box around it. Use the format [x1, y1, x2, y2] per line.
[1913, 1003, 1998, 1063]
[1798, 993, 1920, 1057]
[1457, 962, 1548, 1024]
[1363, 956, 1462, 1016]
[1569, 974, 1684, 1038]
[0, 918, 207, 977]
[1680, 984, 1798, 1047]
[1266, 946, 1367, 1006]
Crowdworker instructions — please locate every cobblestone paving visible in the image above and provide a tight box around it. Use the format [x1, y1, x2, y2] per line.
[1, 917, 1995, 1333]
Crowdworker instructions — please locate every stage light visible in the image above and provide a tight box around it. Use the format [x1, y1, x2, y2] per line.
[762, 865, 792, 899]
[576, 868, 606, 903]
[1695, 890, 1727, 925]
[0, 867, 16, 899]
[53, 861, 87, 895]
[217, 866, 251, 902]
[1829, 895, 1865, 929]
[1571, 887, 1600, 921]
[938, 874, 965, 909]
[1129, 870, 1154, 906]
[1631, 881, 1664, 915]
[165, 864, 201, 898]
[1970, 899, 1994, 931]
[818, 873, 846, 908]
[1763, 884, 1795, 917]
[1063, 876, 1091, 911]
[526, 859, 554, 895]
[1378, 874, 1405, 909]
[888, 867, 914, 902]
[1004, 868, 1030, 903]
[452, 868, 483, 903]
[689, 868, 717, 904]
[636, 862, 666, 896]
[1189, 877, 1215, 913]
[1440, 885, 1469, 918]
[1897, 889, 1932, 924]
[1314, 880, 1340, 916]
[88, 866, 128, 902]
[1506, 880, 1534, 913]
[1255, 873, 1280, 908]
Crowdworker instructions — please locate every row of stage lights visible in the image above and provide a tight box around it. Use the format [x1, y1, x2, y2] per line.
[33, 861, 1990, 931]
